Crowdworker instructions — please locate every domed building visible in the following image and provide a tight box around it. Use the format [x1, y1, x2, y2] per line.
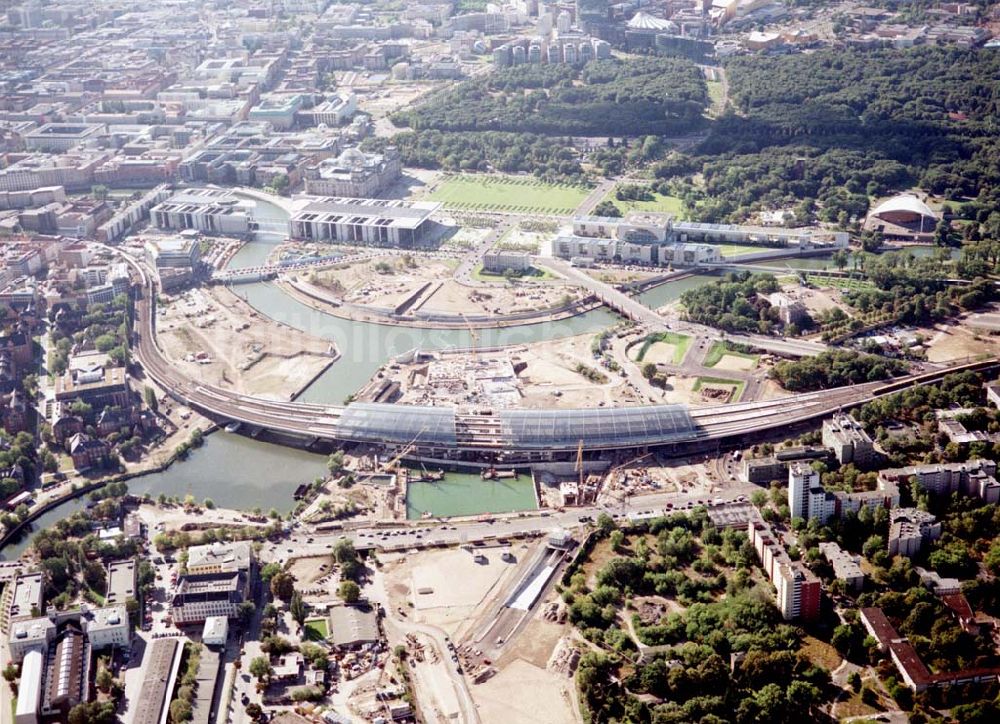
[865, 194, 938, 239]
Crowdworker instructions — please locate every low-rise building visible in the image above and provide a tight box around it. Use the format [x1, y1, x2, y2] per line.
[328, 604, 379, 649]
[186, 541, 254, 575]
[819, 542, 864, 591]
[482, 251, 531, 274]
[106, 559, 137, 607]
[202, 615, 229, 647]
[144, 235, 202, 270]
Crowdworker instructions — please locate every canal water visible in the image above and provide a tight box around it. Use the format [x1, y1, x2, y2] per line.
[638, 274, 718, 309]
[406, 472, 538, 520]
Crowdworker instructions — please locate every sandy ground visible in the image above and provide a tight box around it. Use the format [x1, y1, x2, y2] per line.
[632, 341, 677, 365]
[422, 280, 581, 317]
[473, 656, 577, 724]
[584, 268, 663, 285]
[411, 547, 517, 611]
[926, 325, 998, 363]
[157, 286, 333, 399]
[383, 546, 528, 640]
[782, 285, 843, 317]
[312, 256, 459, 308]
[408, 631, 464, 721]
[713, 353, 756, 372]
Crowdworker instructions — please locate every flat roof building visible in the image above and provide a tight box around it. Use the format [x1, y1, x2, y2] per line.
[289, 195, 440, 248]
[819, 542, 864, 591]
[106, 559, 137, 606]
[170, 571, 248, 625]
[133, 638, 183, 724]
[15, 648, 44, 724]
[6, 571, 44, 624]
[186, 541, 254, 575]
[822, 412, 876, 466]
[144, 235, 202, 270]
[328, 604, 379, 649]
[202, 615, 229, 647]
[152, 188, 253, 236]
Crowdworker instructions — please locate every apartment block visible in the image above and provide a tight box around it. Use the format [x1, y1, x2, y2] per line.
[822, 412, 876, 466]
[747, 513, 821, 621]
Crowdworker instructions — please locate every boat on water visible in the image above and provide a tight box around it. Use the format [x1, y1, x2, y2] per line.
[224, 421, 241, 433]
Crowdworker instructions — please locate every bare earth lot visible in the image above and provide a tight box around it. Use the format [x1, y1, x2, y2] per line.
[157, 286, 333, 399]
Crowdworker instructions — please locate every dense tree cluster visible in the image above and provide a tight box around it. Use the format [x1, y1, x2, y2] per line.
[771, 349, 906, 392]
[568, 514, 831, 724]
[393, 58, 707, 137]
[659, 47, 1000, 224]
[678, 272, 782, 333]
[364, 130, 585, 183]
[842, 252, 997, 326]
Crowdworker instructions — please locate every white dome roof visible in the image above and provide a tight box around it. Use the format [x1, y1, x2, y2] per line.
[627, 12, 676, 32]
[870, 194, 938, 220]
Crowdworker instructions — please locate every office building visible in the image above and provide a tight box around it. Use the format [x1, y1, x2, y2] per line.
[822, 413, 876, 466]
[105, 559, 137, 609]
[144, 235, 202, 270]
[289, 196, 440, 248]
[482, 252, 531, 274]
[86, 604, 130, 650]
[170, 572, 249, 625]
[186, 541, 254, 575]
[151, 188, 253, 236]
[202, 616, 229, 647]
[24, 123, 106, 152]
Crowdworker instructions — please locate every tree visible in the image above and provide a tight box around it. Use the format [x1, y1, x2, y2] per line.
[270, 571, 295, 601]
[593, 200, 622, 217]
[237, 600, 256, 626]
[249, 656, 272, 682]
[144, 386, 158, 413]
[95, 666, 114, 693]
[245, 702, 263, 721]
[641, 362, 658, 380]
[289, 591, 309, 628]
[338, 580, 361, 603]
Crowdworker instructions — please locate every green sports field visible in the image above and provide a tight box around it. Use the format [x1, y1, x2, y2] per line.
[429, 175, 590, 214]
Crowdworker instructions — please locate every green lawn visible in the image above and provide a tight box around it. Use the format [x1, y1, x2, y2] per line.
[805, 274, 873, 291]
[693, 376, 745, 402]
[304, 618, 329, 641]
[714, 244, 772, 258]
[606, 190, 685, 217]
[635, 331, 692, 365]
[429, 174, 590, 214]
[703, 341, 759, 369]
[706, 80, 726, 111]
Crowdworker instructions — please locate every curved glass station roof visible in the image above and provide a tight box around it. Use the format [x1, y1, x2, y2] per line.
[333, 402, 698, 450]
[499, 405, 696, 449]
[335, 403, 457, 446]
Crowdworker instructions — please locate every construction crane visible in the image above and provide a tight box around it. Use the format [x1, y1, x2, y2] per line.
[575, 439, 584, 491]
[461, 312, 479, 363]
